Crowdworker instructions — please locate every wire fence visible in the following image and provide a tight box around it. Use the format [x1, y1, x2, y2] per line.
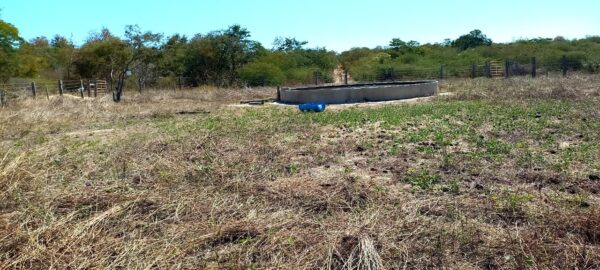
[0, 55, 597, 106]
[0, 79, 109, 107]
[350, 56, 588, 83]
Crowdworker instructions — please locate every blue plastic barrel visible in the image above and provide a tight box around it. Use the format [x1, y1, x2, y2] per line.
[299, 102, 327, 112]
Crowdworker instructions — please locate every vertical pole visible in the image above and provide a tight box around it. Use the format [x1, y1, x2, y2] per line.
[276, 86, 281, 102]
[79, 80, 84, 98]
[439, 64, 444, 80]
[319, 71, 322, 85]
[178, 76, 182, 90]
[58, 80, 64, 96]
[1, 90, 6, 107]
[344, 70, 348, 85]
[471, 64, 477, 78]
[561, 55, 568, 76]
[87, 80, 91, 97]
[531, 57, 537, 78]
[505, 60, 510, 78]
[45, 87, 49, 100]
[31, 82, 37, 98]
[485, 61, 491, 78]
[93, 80, 98, 97]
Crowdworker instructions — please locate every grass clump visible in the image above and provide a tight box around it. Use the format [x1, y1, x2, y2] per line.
[406, 168, 440, 190]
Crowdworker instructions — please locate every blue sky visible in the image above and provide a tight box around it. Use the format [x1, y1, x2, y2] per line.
[1, 0, 599, 52]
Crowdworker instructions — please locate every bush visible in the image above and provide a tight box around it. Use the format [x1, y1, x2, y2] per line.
[582, 59, 600, 73]
[240, 62, 285, 86]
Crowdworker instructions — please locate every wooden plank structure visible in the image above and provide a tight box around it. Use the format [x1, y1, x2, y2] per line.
[61, 79, 108, 97]
[489, 60, 504, 77]
[95, 80, 108, 94]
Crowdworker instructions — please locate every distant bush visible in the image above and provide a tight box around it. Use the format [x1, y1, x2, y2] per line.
[582, 59, 600, 73]
[240, 62, 285, 86]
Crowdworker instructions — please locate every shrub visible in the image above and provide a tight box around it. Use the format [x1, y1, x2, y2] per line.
[240, 62, 285, 86]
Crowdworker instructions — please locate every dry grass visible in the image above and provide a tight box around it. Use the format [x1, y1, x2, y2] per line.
[1, 77, 599, 269]
[444, 73, 600, 101]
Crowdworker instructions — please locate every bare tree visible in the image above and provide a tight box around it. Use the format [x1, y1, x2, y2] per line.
[113, 25, 162, 102]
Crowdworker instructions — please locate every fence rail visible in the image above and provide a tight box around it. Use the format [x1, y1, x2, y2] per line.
[0, 54, 596, 106]
[0, 79, 108, 106]
[344, 55, 588, 84]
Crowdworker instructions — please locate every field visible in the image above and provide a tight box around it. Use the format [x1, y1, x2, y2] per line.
[1, 76, 599, 269]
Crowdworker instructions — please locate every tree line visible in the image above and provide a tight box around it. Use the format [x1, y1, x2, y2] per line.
[1, 20, 337, 94]
[2, 18, 600, 92]
[341, 30, 600, 80]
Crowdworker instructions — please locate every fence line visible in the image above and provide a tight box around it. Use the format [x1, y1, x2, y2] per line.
[0, 79, 108, 104]
[0, 54, 596, 105]
[345, 55, 588, 84]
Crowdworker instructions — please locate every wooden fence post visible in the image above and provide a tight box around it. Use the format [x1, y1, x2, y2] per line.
[471, 64, 477, 78]
[505, 60, 510, 78]
[178, 77, 182, 90]
[45, 87, 49, 100]
[79, 80, 84, 98]
[439, 64, 444, 80]
[485, 61, 491, 78]
[344, 70, 348, 85]
[276, 86, 281, 102]
[561, 55, 568, 76]
[531, 57, 537, 78]
[31, 82, 37, 98]
[87, 80, 91, 97]
[0, 91, 5, 107]
[58, 80, 64, 96]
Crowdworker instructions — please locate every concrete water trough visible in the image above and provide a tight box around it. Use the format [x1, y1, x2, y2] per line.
[278, 80, 438, 104]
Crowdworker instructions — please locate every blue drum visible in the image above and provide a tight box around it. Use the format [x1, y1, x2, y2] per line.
[298, 102, 327, 112]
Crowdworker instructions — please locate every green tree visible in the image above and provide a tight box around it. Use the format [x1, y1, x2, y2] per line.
[184, 25, 261, 86]
[389, 38, 407, 51]
[50, 35, 76, 79]
[16, 37, 51, 78]
[452, 29, 492, 51]
[389, 38, 422, 57]
[123, 25, 163, 92]
[300, 48, 338, 72]
[339, 47, 375, 71]
[158, 34, 188, 77]
[243, 46, 338, 86]
[272, 37, 307, 51]
[441, 38, 452, 47]
[240, 62, 285, 86]
[222, 25, 259, 86]
[113, 25, 162, 100]
[0, 19, 21, 82]
[74, 28, 130, 90]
